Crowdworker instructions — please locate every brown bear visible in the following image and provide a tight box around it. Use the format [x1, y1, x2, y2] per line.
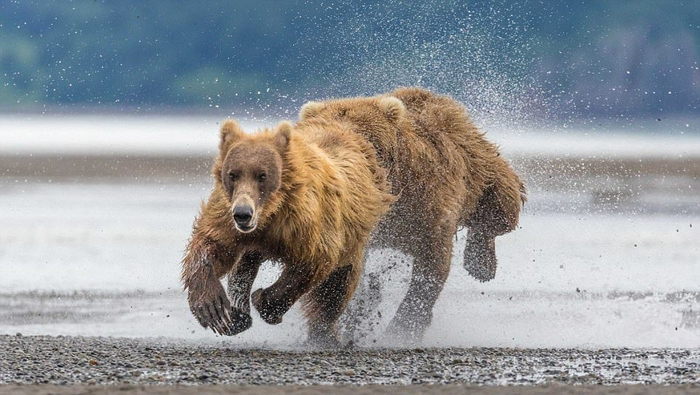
[298, 87, 525, 340]
[182, 87, 525, 346]
[181, 118, 394, 346]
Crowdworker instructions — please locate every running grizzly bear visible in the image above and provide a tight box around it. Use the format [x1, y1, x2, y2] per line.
[182, 118, 394, 346]
[182, 88, 525, 345]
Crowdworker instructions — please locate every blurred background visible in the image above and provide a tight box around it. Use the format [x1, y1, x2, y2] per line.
[0, 1, 699, 348]
[2, 1, 699, 118]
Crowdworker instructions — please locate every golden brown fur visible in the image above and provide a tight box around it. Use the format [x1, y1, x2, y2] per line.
[181, 119, 393, 345]
[182, 87, 525, 346]
[299, 87, 525, 340]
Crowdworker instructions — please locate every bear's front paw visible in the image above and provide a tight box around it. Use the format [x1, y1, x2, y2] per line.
[251, 288, 285, 325]
[229, 308, 253, 335]
[188, 278, 233, 336]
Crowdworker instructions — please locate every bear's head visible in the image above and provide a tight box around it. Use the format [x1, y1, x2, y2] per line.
[216, 120, 291, 234]
[299, 96, 406, 126]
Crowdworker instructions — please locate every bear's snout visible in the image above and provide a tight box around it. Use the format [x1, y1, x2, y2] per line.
[233, 204, 255, 232]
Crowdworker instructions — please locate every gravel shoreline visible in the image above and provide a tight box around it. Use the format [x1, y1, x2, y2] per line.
[2, 335, 700, 387]
[2, 384, 700, 395]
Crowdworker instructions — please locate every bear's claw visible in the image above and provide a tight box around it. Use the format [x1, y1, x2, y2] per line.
[188, 279, 234, 336]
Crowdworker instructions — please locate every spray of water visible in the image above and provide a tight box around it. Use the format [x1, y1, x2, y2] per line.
[283, 1, 550, 346]
[287, 0, 547, 129]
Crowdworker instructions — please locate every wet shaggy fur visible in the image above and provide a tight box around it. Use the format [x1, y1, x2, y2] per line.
[181, 119, 394, 346]
[300, 87, 525, 340]
[182, 87, 525, 346]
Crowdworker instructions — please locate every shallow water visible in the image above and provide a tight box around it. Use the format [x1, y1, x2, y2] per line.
[0, 116, 698, 348]
[1, 115, 699, 158]
[1, 177, 697, 348]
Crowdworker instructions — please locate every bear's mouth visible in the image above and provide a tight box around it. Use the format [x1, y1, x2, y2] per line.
[235, 222, 257, 233]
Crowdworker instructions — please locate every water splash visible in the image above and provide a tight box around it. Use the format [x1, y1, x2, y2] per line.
[288, 0, 547, 129]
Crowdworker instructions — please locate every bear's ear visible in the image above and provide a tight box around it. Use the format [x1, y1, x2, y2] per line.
[377, 96, 406, 122]
[219, 119, 244, 152]
[274, 121, 292, 151]
[299, 101, 324, 120]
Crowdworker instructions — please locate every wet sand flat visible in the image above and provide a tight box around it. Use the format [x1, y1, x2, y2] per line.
[1, 154, 698, 180]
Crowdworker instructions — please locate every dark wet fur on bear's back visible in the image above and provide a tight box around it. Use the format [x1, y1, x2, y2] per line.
[298, 87, 525, 340]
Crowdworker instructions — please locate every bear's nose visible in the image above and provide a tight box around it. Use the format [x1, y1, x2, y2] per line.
[233, 205, 254, 226]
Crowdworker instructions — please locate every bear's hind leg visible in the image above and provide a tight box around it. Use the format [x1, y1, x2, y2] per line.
[226, 251, 263, 336]
[464, 170, 524, 282]
[385, 229, 454, 344]
[303, 263, 361, 349]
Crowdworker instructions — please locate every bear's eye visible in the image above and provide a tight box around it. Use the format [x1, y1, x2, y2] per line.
[228, 173, 239, 183]
[257, 173, 267, 182]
